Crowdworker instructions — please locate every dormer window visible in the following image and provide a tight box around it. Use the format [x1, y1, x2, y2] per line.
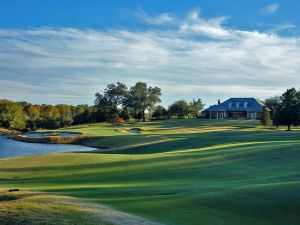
[236, 102, 239, 108]
[244, 102, 248, 108]
[229, 103, 232, 108]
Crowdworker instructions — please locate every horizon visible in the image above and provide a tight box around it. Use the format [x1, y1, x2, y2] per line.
[1, 0, 300, 107]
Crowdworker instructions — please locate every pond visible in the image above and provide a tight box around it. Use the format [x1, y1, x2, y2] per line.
[0, 136, 97, 159]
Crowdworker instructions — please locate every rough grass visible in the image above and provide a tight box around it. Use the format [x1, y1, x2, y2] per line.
[0, 191, 159, 225]
[0, 191, 111, 225]
[0, 128, 19, 136]
[1, 119, 300, 225]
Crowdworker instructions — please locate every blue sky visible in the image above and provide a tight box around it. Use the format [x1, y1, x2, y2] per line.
[0, 0, 300, 107]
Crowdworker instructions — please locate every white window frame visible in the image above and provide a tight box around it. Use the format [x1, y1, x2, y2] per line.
[250, 112, 257, 119]
[219, 112, 225, 119]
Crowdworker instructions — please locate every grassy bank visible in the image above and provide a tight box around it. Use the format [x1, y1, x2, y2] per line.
[13, 134, 86, 145]
[0, 128, 19, 136]
[1, 119, 300, 224]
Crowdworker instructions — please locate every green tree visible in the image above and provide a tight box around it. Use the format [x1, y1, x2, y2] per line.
[189, 98, 205, 118]
[277, 88, 299, 131]
[25, 105, 41, 130]
[0, 100, 28, 130]
[168, 100, 190, 119]
[72, 105, 91, 124]
[41, 105, 61, 129]
[260, 106, 271, 126]
[152, 105, 168, 120]
[94, 82, 128, 122]
[56, 104, 73, 127]
[124, 82, 161, 122]
[104, 82, 128, 107]
[94, 93, 119, 122]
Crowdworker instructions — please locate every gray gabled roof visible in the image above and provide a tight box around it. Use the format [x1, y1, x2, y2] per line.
[204, 98, 265, 112]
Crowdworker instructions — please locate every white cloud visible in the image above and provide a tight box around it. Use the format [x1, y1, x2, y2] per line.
[135, 8, 175, 25]
[0, 9, 300, 106]
[260, 3, 281, 15]
[180, 9, 231, 39]
[266, 23, 296, 34]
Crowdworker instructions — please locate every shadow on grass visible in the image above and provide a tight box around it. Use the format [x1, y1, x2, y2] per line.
[75, 128, 300, 155]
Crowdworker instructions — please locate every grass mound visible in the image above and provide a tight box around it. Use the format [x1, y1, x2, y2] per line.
[0, 191, 104, 225]
[0, 191, 159, 225]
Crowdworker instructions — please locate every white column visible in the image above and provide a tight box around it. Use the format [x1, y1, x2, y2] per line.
[209, 111, 212, 119]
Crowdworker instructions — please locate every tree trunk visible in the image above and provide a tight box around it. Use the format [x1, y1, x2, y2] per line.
[142, 108, 146, 122]
[288, 124, 291, 131]
[32, 121, 36, 130]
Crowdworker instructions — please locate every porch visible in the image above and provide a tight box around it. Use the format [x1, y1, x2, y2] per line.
[209, 111, 258, 120]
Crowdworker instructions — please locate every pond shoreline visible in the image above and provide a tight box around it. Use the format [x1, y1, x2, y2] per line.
[10, 133, 109, 150]
[0, 128, 103, 150]
[0, 128, 20, 136]
[0, 136, 99, 159]
[12, 134, 86, 145]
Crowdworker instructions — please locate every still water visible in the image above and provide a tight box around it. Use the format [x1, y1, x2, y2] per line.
[0, 136, 97, 159]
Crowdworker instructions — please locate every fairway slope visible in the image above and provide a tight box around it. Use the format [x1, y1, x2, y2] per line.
[0, 191, 161, 225]
[1, 120, 300, 225]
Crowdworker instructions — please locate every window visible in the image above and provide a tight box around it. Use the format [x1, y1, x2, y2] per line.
[250, 112, 257, 120]
[229, 103, 232, 108]
[244, 102, 248, 108]
[236, 102, 239, 108]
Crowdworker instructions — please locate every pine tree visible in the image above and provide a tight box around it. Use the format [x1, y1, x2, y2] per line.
[260, 106, 271, 126]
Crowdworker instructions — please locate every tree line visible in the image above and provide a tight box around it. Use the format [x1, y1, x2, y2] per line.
[0, 82, 205, 131]
[0, 99, 92, 130]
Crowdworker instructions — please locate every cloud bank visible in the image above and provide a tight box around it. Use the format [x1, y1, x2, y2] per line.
[0, 9, 299, 106]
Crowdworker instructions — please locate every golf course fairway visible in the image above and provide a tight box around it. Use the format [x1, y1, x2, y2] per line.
[1, 119, 300, 225]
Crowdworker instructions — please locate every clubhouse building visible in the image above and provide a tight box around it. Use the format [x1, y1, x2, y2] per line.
[202, 98, 267, 120]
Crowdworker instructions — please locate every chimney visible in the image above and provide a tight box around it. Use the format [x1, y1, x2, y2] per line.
[218, 99, 221, 105]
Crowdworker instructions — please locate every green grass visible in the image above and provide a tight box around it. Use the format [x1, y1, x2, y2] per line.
[1, 119, 300, 224]
[0, 191, 113, 225]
